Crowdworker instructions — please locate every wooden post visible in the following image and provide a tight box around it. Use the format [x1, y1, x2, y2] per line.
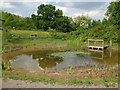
[102, 40, 104, 47]
[110, 50, 112, 57]
[88, 39, 89, 46]
[102, 50, 104, 59]
[94, 41, 96, 46]
[110, 40, 112, 47]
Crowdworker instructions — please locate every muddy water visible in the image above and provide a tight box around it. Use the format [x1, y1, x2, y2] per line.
[2, 48, 118, 71]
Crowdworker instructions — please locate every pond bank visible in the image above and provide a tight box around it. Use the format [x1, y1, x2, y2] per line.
[2, 78, 118, 88]
[2, 62, 118, 88]
[2, 45, 119, 88]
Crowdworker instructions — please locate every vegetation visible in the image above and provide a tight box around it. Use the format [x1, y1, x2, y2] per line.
[51, 51, 89, 57]
[2, 29, 88, 52]
[3, 65, 118, 87]
[1, 1, 119, 87]
[1, 1, 120, 44]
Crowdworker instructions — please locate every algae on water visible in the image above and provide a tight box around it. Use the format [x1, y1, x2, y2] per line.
[51, 51, 90, 57]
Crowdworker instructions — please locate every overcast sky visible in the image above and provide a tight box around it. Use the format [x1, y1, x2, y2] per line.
[0, 0, 113, 20]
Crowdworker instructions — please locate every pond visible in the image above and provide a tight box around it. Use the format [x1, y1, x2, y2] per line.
[2, 47, 118, 71]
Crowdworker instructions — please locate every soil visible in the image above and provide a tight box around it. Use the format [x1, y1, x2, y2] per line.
[2, 78, 118, 88]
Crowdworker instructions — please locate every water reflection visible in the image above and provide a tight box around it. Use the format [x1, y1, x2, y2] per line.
[2, 48, 118, 71]
[38, 56, 63, 68]
[2, 50, 63, 71]
[89, 49, 118, 65]
[11, 55, 44, 71]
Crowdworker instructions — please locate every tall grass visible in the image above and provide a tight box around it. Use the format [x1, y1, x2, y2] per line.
[2, 30, 86, 50]
[2, 30, 117, 52]
[0, 31, 2, 52]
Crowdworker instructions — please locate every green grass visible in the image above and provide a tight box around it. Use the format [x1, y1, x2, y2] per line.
[2, 71, 118, 87]
[1, 30, 119, 87]
[1, 30, 118, 53]
[3, 71, 58, 83]
[2, 38, 86, 53]
[11, 30, 49, 37]
[2, 30, 87, 52]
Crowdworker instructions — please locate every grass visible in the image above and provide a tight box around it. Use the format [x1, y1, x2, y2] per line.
[3, 71, 118, 87]
[1, 30, 119, 87]
[11, 30, 49, 38]
[2, 38, 87, 53]
[2, 30, 87, 52]
[2, 64, 118, 87]
[2, 30, 118, 53]
[3, 71, 58, 83]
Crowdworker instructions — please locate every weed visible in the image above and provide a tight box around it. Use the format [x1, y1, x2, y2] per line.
[66, 65, 75, 74]
[44, 67, 48, 74]
[2, 71, 118, 86]
[2, 62, 12, 71]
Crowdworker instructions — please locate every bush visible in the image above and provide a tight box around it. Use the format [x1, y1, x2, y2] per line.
[2, 29, 21, 44]
[2, 29, 12, 39]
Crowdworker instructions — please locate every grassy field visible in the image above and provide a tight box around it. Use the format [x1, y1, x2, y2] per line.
[2, 30, 87, 52]
[1, 30, 119, 87]
[11, 30, 49, 38]
[1, 29, 118, 53]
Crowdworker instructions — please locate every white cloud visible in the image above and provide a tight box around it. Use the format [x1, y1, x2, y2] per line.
[13, 13, 23, 16]
[56, 6, 68, 14]
[0, 0, 114, 2]
[33, 11, 37, 15]
[74, 10, 100, 17]
[0, 2, 16, 8]
[1, 1, 109, 20]
[63, 2, 75, 7]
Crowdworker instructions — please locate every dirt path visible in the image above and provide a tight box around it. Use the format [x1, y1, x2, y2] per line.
[2, 78, 118, 88]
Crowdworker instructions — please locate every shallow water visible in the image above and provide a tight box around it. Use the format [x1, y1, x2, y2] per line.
[2, 48, 118, 71]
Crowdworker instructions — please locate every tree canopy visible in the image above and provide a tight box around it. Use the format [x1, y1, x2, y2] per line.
[31, 4, 73, 32]
[105, 1, 120, 27]
[1, 1, 119, 42]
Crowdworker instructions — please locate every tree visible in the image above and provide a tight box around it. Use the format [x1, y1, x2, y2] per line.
[55, 16, 73, 32]
[74, 15, 92, 30]
[105, 1, 120, 29]
[32, 4, 63, 31]
[91, 19, 101, 27]
[2, 11, 35, 30]
[37, 4, 56, 20]
[105, 1, 120, 42]
[32, 4, 73, 32]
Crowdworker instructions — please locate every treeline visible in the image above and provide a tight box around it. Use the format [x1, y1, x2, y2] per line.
[1, 1, 120, 42]
[1, 11, 35, 30]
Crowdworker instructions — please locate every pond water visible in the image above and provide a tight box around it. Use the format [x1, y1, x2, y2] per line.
[2, 48, 118, 71]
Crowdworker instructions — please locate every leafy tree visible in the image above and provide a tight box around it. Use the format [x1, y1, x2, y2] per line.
[37, 4, 56, 20]
[105, 1, 120, 27]
[0, 11, 2, 29]
[32, 4, 61, 30]
[1, 2, 119, 43]
[32, 4, 73, 32]
[2, 11, 35, 30]
[55, 16, 73, 32]
[74, 15, 92, 30]
[91, 19, 101, 27]
[105, 1, 120, 42]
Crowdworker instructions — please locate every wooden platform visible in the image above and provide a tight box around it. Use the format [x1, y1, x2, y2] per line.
[88, 45, 109, 50]
[87, 39, 111, 50]
[88, 49, 104, 52]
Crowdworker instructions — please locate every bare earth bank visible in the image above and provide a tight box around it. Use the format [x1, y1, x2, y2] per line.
[2, 79, 118, 88]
